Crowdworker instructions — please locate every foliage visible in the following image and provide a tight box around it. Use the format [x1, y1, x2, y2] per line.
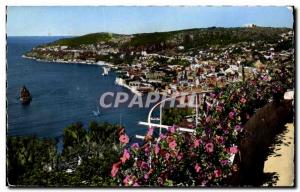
[7, 136, 57, 186]
[96, 53, 135, 65]
[111, 63, 293, 186]
[7, 121, 122, 186]
[162, 108, 193, 125]
[51, 33, 120, 48]
[169, 58, 190, 67]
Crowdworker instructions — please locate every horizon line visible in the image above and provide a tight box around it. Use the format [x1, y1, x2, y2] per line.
[7, 25, 293, 37]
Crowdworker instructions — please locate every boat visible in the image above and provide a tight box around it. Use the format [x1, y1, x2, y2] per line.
[102, 67, 110, 76]
[20, 86, 32, 105]
[92, 106, 101, 117]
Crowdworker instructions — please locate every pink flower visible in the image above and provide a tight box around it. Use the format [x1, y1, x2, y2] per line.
[159, 133, 166, 139]
[210, 93, 216, 98]
[263, 75, 270, 81]
[119, 134, 129, 144]
[205, 142, 214, 153]
[133, 182, 140, 187]
[230, 146, 239, 154]
[123, 175, 136, 186]
[155, 144, 160, 155]
[220, 159, 228, 166]
[157, 177, 164, 185]
[240, 97, 247, 104]
[214, 169, 222, 178]
[144, 145, 150, 153]
[147, 127, 154, 136]
[131, 143, 139, 149]
[166, 136, 175, 143]
[195, 163, 201, 173]
[144, 173, 149, 180]
[165, 153, 170, 161]
[234, 125, 241, 132]
[168, 125, 176, 133]
[169, 140, 177, 150]
[120, 149, 130, 164]
[111, 162, 121, 178]
[123, 175, 130, 185]
[229, 112, 235, 119]
[141, 161, 149, 170]
[215, 136, 224, 144]
[216, 105, 223, 112]
[206, 115, 211, 123]
[177, 152, 183, 161]
[193, 139, 201, 148]
[224, 129, 229, 135]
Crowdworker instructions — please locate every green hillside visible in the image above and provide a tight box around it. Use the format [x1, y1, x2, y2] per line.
[124, 27, 291, 50]
[50, 32, 121, 47]
[44, 27, 292, 51]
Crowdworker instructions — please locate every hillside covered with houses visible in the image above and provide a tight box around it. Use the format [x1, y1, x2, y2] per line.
[24, 27, 294, 96]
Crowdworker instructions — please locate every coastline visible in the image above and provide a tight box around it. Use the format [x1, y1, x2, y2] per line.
[115, 77, 142, 96]
[22, 55, 115, 67]
[23, 54, 143, 96]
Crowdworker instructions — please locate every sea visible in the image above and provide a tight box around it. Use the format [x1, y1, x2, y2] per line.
[7, 36, 155, 149]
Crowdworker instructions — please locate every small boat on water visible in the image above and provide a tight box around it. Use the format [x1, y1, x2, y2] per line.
[92, 106, 101, 117]
[20, 86, 32, 105]
[102, 67, 110, 76]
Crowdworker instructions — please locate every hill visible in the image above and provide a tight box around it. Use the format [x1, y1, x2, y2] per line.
[47, 32, 123, 47]
[45, 27, 291, 51]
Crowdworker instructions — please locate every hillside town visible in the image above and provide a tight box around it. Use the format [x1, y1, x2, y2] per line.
[25, 29, 294, 96]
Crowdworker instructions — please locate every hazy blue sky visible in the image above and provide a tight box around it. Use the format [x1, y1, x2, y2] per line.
[7, 6, 293, 36]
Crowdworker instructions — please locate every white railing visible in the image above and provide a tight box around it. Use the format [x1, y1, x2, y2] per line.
[136, 90, 214, 139]
[134, 90, 236, 165]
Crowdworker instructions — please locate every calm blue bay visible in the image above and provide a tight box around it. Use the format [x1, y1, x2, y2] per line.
[7, 36, 152, 147]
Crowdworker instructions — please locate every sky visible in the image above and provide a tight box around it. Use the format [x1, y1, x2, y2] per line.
[6, 6, 294, 36]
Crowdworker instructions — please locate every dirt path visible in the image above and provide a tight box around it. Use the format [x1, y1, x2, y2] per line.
[263, 123, 294, 186]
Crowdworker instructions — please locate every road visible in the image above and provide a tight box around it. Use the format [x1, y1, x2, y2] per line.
[263, 123, 294, 186]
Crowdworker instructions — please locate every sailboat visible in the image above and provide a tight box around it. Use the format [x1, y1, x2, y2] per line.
[20, 86, 32, 105]
[102, 67, 110, 76]
[92, 106, 101, 117]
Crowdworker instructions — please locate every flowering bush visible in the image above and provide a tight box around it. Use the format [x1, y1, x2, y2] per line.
[111, 64, 293, 186]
